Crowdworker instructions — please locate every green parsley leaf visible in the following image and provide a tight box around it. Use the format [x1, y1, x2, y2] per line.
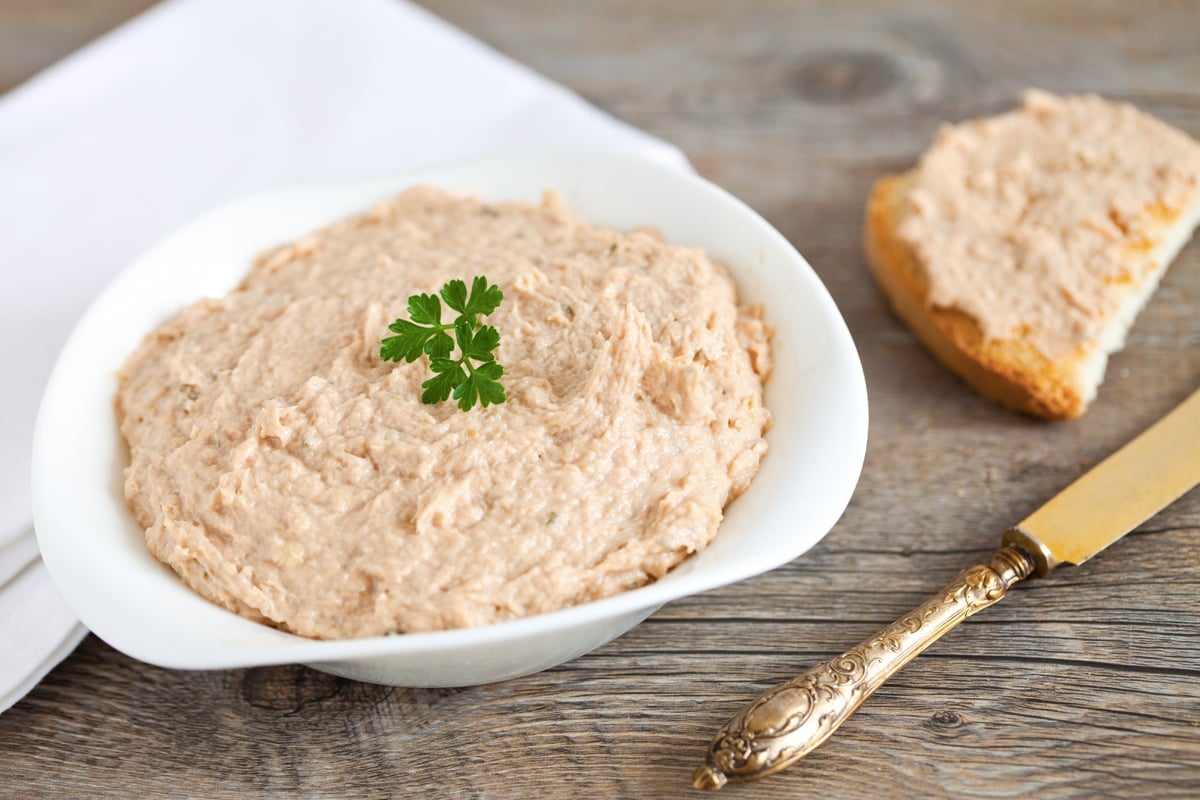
[452, 368, 507, 411]
[379, 319, 433, 363]
[381, 276, 507, 411]
[440, 279, 469, 314]
[463, 275, 504, 318]
[407, 293, 443, 326]
[421, 361, 467, 404]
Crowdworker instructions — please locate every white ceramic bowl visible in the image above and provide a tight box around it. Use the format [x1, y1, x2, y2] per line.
[32, 151, 867, 687]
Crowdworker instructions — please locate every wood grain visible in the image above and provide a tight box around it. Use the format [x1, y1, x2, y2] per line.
[2, 1, 1199, 798]
[0, 0, 156, 94]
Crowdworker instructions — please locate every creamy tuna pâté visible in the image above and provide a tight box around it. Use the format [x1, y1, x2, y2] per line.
[116, 187, 772, 639]
[898, 90, 1200, 360]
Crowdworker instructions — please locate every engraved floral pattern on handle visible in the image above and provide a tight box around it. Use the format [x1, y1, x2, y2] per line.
[693, 547, 1035, 790]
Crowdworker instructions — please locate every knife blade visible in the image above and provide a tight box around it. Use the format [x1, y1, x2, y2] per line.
[1004, 387, 1200, 575]
[694, 387, 1200, 791]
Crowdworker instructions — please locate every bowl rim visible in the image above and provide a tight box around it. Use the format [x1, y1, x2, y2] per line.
[32, 148, 868, 671]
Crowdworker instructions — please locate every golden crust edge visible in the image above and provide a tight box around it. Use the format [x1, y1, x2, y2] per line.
[863, 172, 1091, 420]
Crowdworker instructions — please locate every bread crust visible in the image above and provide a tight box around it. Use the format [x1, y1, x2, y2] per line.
[864, 173, 1089, 420]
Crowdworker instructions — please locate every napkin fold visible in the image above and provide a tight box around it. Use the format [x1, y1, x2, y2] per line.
[0, 0, 685, 714]
[0, 529, 88, 714]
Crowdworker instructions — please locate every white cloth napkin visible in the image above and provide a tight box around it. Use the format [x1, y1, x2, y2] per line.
[0, 0, 686, 714]
[0, 528, 88, 714]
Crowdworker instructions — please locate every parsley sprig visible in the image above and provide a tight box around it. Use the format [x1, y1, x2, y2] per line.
[380, 276, 506, 411]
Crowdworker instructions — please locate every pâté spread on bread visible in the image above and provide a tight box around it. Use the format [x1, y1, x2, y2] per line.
[866, 90, 1200, 419]
[115, 187, 772, 639]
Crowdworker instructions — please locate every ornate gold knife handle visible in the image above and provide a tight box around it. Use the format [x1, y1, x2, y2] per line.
[693, 546, 1035, 790]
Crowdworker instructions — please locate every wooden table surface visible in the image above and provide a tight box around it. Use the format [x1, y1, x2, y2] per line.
[3, 2, 1198, 798]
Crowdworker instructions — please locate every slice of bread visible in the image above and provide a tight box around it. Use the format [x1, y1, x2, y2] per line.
[865, 91, 1200, 420]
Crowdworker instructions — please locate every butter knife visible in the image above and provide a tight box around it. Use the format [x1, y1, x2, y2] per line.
[694, 387, 1200, 790]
